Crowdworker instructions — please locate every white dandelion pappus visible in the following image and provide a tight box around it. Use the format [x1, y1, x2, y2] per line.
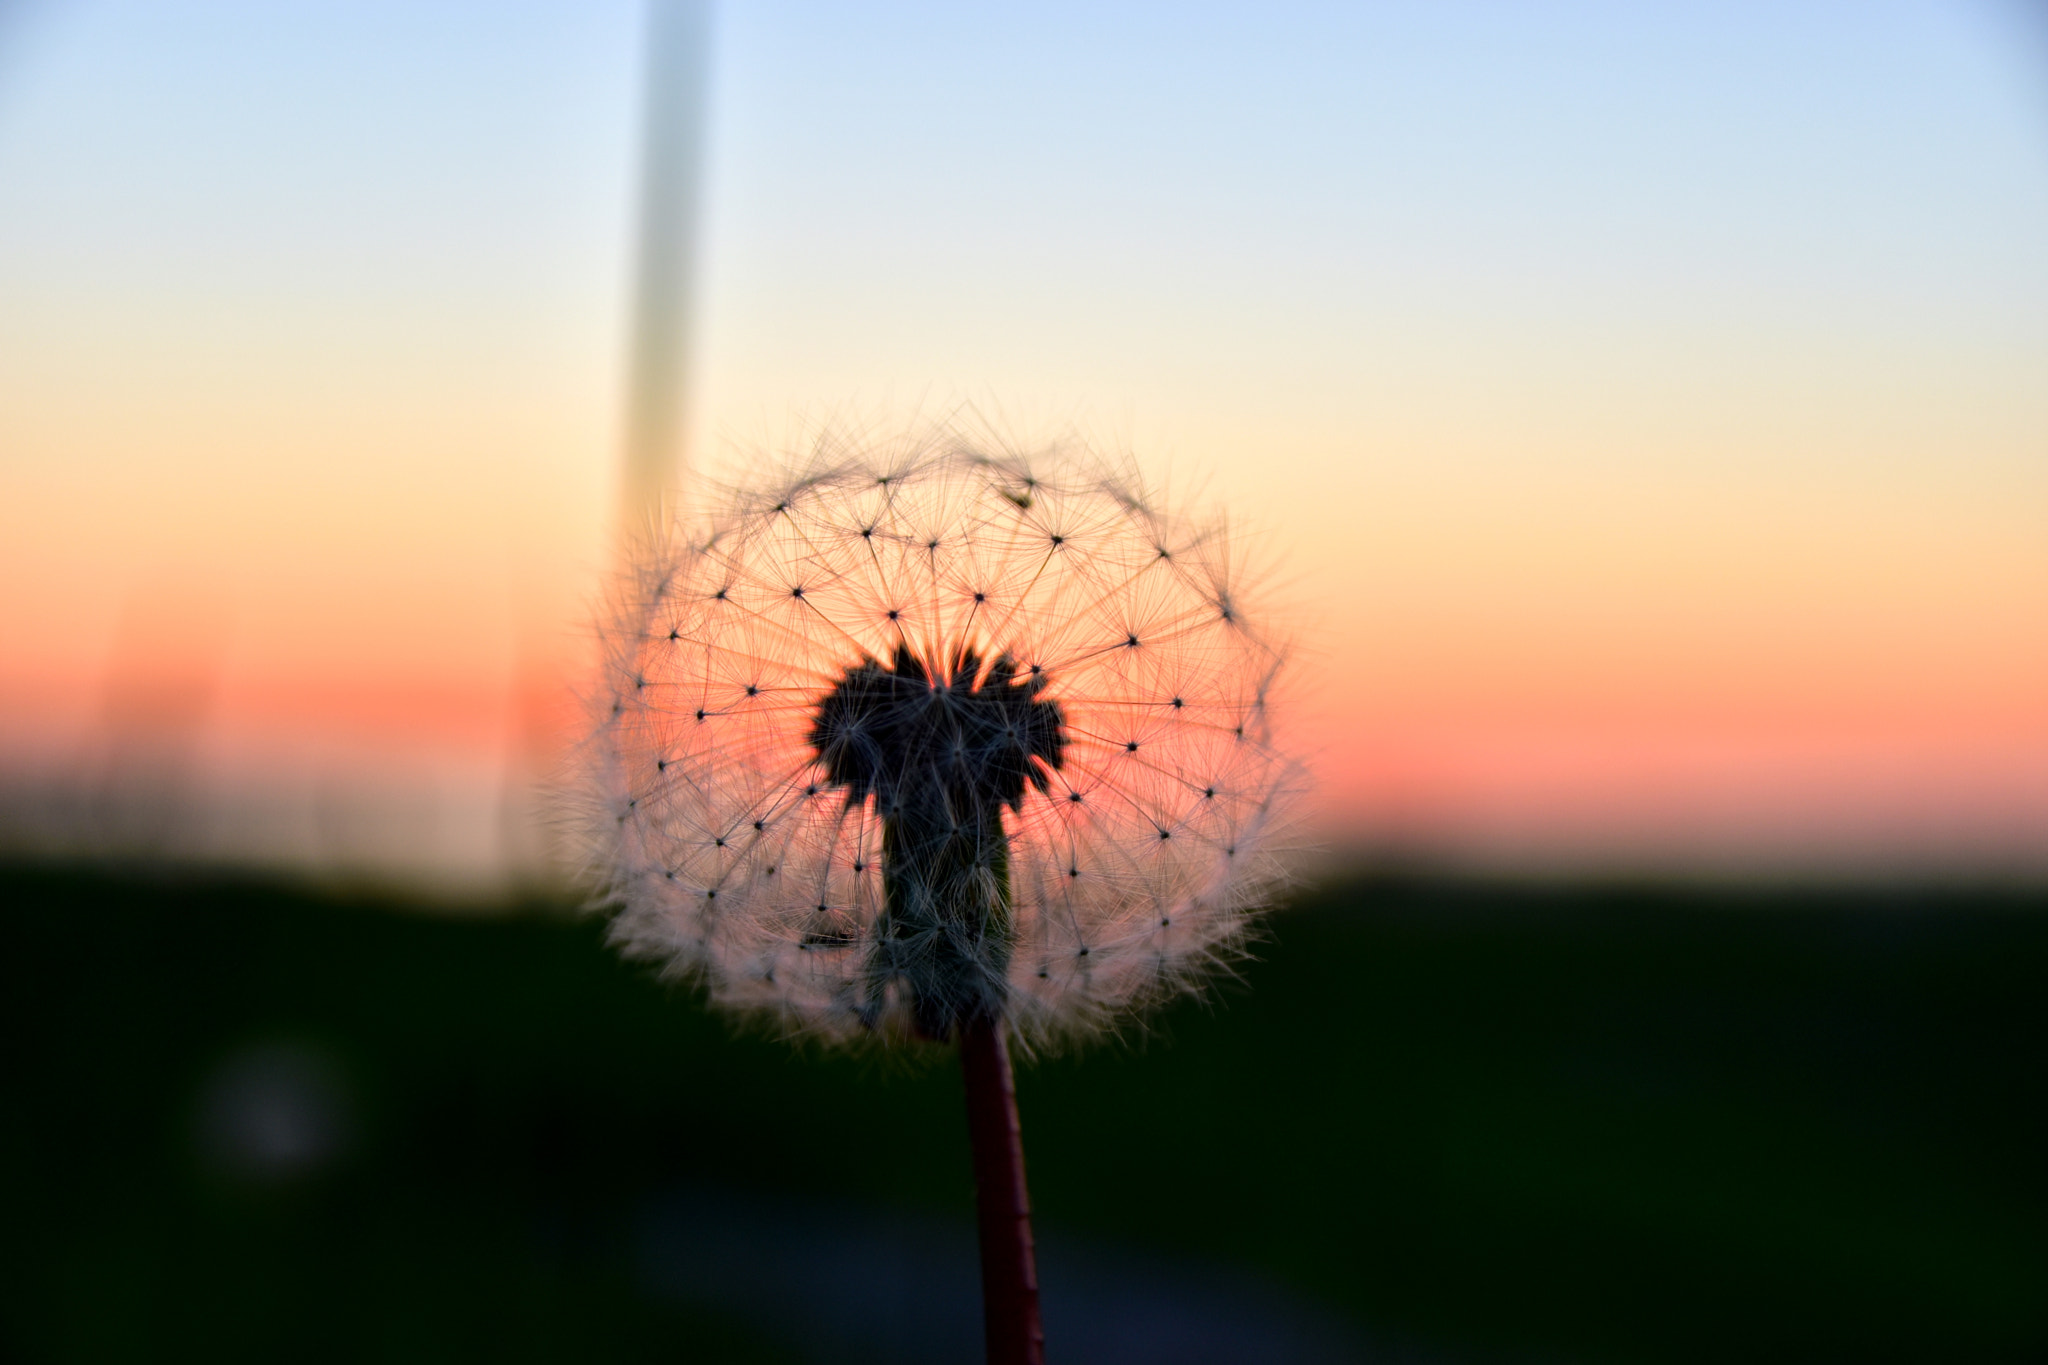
[585, 431, 1294, 1047]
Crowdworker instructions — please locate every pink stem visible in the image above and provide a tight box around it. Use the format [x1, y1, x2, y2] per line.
[960, 1014, 1046, 1365]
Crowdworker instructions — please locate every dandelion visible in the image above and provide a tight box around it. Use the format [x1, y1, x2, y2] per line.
[581, 424, 1295, 1363]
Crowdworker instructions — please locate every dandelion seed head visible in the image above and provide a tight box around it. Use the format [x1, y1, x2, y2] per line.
[582, 427, 1298, 1047]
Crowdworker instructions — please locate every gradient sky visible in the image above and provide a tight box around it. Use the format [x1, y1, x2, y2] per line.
[2, 1, 2045, 877]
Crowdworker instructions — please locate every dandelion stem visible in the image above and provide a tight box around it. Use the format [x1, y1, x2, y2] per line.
[960, 1011, 1045, 1365]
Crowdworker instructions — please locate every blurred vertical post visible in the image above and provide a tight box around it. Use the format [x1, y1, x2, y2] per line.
[619, 0, 711, 535]
[501, 0, 711, 888]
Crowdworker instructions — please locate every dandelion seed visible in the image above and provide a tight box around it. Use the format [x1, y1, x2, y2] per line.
[585, 429, 1294, 1047]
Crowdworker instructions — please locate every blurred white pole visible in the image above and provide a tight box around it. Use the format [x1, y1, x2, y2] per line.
[504, 1, 712, 889]
[619, 0, 711, 535]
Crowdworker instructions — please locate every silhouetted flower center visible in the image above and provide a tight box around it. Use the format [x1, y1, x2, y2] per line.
[809, 644, 1066, 821]
[807, 645, 1067, 1038]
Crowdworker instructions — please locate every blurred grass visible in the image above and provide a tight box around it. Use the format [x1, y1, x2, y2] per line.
[2, 864, 2042, 1362]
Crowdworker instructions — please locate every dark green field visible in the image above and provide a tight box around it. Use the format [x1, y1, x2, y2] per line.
[4, 864, 2042, 1362]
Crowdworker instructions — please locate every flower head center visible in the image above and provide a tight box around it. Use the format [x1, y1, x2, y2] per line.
[808, 645, 1066, 818]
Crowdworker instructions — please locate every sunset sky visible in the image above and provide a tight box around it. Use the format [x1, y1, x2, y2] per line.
[2, 0, 2044, 879]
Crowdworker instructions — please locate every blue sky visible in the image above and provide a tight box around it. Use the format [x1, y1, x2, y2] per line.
[2, 1, 2044, 873]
